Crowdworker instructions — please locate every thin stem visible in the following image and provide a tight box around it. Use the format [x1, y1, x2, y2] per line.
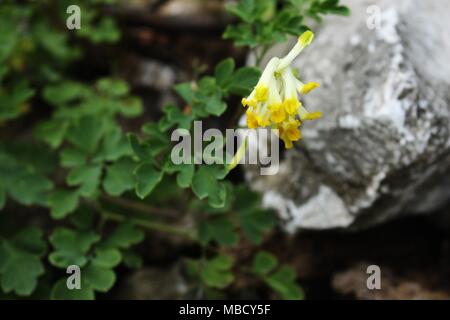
[85, 199, 195, 240]
[100, 208, 195, 240]
[100, 193, 179, 217]
[255, 45, 270, 67]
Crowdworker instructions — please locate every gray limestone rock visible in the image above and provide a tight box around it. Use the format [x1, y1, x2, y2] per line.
[247, 0, 450, 231]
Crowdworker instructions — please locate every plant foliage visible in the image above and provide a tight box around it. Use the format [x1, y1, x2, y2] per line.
[0, 0, 348, 300]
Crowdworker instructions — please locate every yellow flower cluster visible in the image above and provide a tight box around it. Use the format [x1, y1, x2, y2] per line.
[242, 31, 322, 149]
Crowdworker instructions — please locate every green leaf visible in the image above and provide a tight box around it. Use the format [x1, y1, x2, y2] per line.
[161, 104, 194, 130]
[67, 115, 105, 153]
[223, 24, 258, 48]
[79, 16, 120, 43]
[3, 142, 57, 176]
[205, 94, 227, 116]
[214, 58, 235, 87]
[0, 6, 23, 63]
[101, 222, 145, 249]
[50, 279, 95, 300]
[48, 190, 79, 219]
[0, 150, 53, 206]
[128, 133, 155, 162]
[34, 119, 68, 149]
[49, 228, 100, 268]
[83, 263, 116, 292]
[134, 163, 163, 199]
[174, 83, 195, 104]
[197, 221, 211, 246]
[199, 218, 239, 246]
[122, 250, 143, 269]
[60, 148, 86, 168]
[70, 208, 95, 230]
[34, 21, 77, 60]
[225, 0, 256, 23]
[119, 97, 143, 118]
[273, 10, 307, 35]
[324, 6, 350, 16]
[97, 127, 132, 161]
[51, 262, 117, 299]
[141, 123, 171, 156]
[66, 165, 102, 198]
[265, 266, 303, 300]
[211, 218, 239, 246]
[96, 78, 129, 97]
[8, 173, 53, 207]
[192, 166, 227, 208]
[0, 245, 45, 296]
[228, 67, 261, 96]
[240, 209, 276, 244]
[201, 255, 234, 289]
[0, 81, 35, 121]
[92, 248, 122, 268]
[141, 122, 168, 140]
[103, 157, 136, 196]
[11, 227, 47, 256]
[43, 82, 87, 106]
[234, 185, 260, 211]
[210, 254, 234, 270]
[0, 227, 46, 296]
[233, 185, 276, 244]
[176, 163, 194, 189]
[251, 251, 277, 275]
[317, 0, 350, 16]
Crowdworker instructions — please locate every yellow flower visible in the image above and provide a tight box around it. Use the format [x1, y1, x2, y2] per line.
[278, 120, 302, 149]
[298, 106, 322, 122]
[241, 97, 256, 108]
[242, 30, 322, 149]
[285, 122, 301, 141]
[300, 82, 320, 94]
[255, 84, 269, 102]
[269, 103, 286, 123]
[303, 111, 322, 121]
[246, 111, 259, 129]
[283, 98, 300, 116]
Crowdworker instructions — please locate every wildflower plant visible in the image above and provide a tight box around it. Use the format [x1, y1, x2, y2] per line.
[242, 30, 322, 149]
[0, 0, 349, 300]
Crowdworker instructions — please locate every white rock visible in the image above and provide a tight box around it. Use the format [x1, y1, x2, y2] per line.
[248, 0, 450, 231]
